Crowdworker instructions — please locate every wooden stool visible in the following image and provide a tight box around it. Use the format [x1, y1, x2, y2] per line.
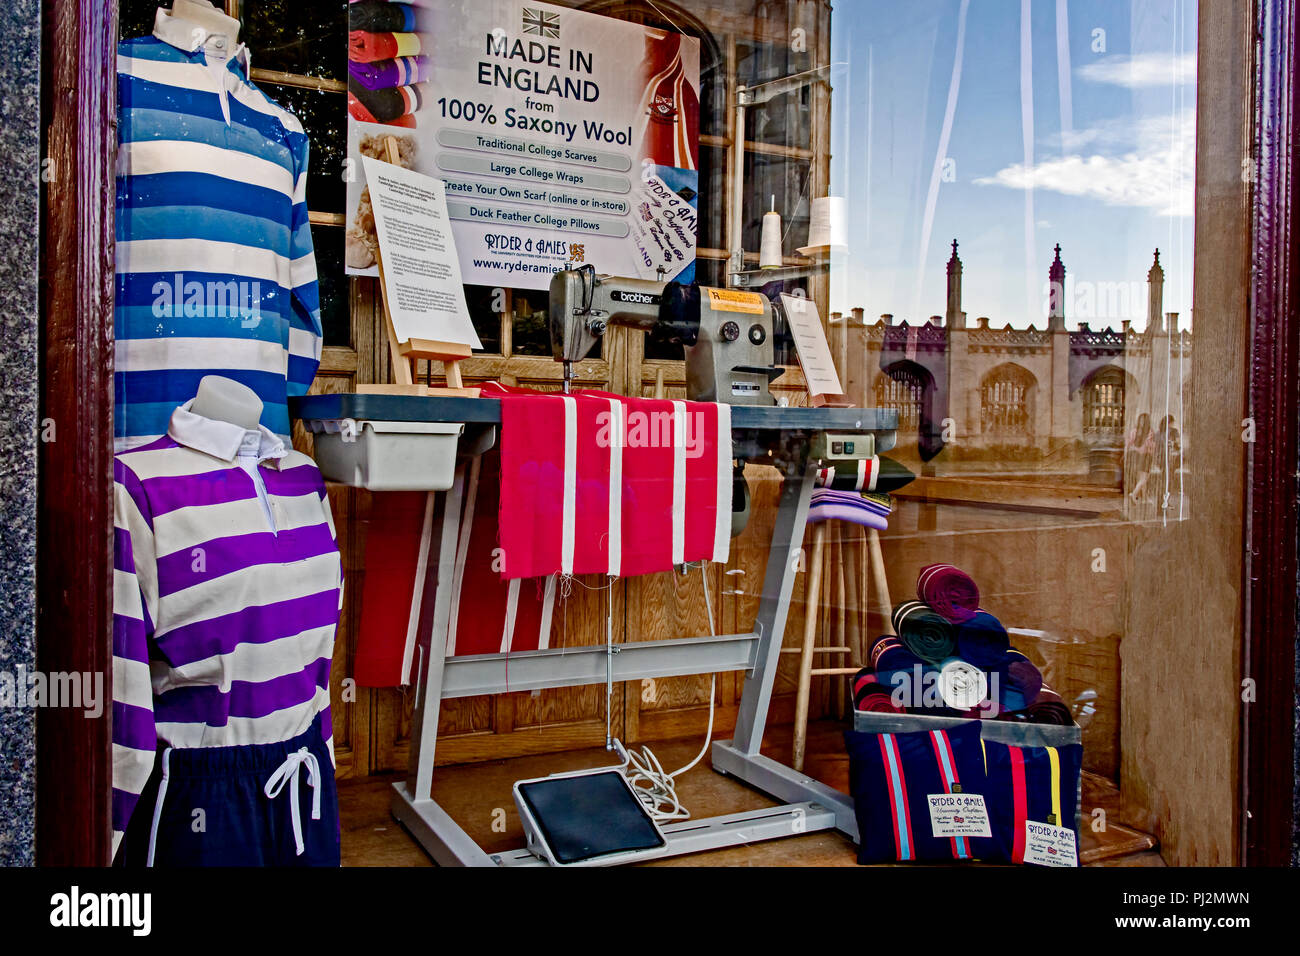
[788, 520, 894, 772]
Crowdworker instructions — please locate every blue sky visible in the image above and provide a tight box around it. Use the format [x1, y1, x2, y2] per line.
[827, 0, 1197, 330]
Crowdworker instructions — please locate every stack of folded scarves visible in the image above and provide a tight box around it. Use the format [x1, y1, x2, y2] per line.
[807, 488, 892, 529]
[849, 563, 1073, 725]
[349, 2, 429, 127]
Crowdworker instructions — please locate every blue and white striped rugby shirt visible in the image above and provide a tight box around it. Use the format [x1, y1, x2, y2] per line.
[116, 10, 322, 450]
[111, 403, 343, 856]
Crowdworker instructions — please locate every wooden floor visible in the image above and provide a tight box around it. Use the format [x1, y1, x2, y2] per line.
[340, 720, 1163, 867]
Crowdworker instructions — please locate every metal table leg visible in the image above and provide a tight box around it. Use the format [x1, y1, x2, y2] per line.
[731, 465, 817, 755]
[711, 464, 860, 841]
[389, 462, 496, 866]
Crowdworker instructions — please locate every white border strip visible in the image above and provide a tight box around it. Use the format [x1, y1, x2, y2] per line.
[400, 492, 437, 685]
[538, 574, 557, 650]
[560, 396, 577, 575]
[606, 398, 623, 577]
[500, 578, 521, 653]
[671, 401, 687, 566]
[712, 403, 732, 562]
[445, 456, 481, 657]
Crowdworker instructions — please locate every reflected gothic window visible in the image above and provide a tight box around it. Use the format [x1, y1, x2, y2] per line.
[875, 364, 926, 432]
[1083, 366, 1127, 439]
[980, 363, 1035, 438]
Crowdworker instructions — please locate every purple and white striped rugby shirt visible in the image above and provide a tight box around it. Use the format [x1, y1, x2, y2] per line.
[111, 402, 342, 856]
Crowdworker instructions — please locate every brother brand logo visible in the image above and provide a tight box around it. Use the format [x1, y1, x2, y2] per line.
[610, 290, 660, 305]
[49, 886, 151, 937]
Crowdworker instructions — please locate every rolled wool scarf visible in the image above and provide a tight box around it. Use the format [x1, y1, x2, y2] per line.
[999, 683, 1073, 726]
[349, 30, 423, 63]
[936, 658, 988, 711]
[348, 55, 431, 91]
[954, 610, 1011, 668]
[348, 92, 417, 128]
[1020, 685, 1073, 725]
[868, 635, 930, 711]
[1004, 649, 1044, 705]
[350, 1, 423, 33]
[917, 563, 981, 623]
[852, 669, 904, 714]
[868, 633, 928, 677]
[892, 600, 957, 663]
[349, 80, 426, 122]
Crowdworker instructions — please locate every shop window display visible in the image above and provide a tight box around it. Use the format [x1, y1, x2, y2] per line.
[13, 0, 1298, 891]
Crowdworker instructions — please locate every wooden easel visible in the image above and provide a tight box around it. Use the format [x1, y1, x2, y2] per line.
[358, 136, 480, 398]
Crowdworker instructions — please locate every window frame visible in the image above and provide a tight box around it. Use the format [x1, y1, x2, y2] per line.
[32, 0, 1300, 866]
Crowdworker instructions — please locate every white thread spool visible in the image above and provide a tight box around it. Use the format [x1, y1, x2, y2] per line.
[759, 195, 782, 269]
[798, 195, 848, 256]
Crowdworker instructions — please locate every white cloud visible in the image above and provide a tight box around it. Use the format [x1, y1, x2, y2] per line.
[1059, 110, 1189, 153]
[975, 110, 1195, 217]
[1077, 51, 1197, 88]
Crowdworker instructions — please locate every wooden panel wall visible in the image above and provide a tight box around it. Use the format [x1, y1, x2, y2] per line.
[1118, 1, 1250, 865]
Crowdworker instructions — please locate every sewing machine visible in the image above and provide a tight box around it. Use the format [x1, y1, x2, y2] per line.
[549, 265, 781, 405]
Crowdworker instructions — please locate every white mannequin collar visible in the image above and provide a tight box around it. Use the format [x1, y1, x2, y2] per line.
[153, 7, 251, 74]
[168, 399, 287, 466]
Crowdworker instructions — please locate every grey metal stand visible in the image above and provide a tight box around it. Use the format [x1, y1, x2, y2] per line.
[388, 456, 861, 866]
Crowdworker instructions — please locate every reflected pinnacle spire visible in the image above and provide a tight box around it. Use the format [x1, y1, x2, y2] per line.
[1148, 248, 1164, 281]
[946, 239, 964, 328]
[1048, 244, 1066, 329]
[1148, 247, 1165, 330]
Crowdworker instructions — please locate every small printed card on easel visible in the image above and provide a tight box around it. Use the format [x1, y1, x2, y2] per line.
[361, 148, 482, 396]
[779, 292, 850, 407]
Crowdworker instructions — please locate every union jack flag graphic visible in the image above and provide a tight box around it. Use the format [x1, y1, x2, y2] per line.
[522, 7, 559, 38]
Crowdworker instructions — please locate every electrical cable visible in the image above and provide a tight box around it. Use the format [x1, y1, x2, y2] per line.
[611, 564, 719, 822]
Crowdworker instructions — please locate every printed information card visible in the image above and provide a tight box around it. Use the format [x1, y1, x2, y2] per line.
[1023, 821, 1079, 867]
[361, 155, 483, 349]
[780, 293, 846, 401]
[927, 793, 993, 839]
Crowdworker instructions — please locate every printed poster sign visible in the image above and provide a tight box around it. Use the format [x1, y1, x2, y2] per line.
[346, 0, 700, 291]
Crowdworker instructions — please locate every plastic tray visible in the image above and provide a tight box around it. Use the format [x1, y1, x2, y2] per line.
[306, 418, 464, 491]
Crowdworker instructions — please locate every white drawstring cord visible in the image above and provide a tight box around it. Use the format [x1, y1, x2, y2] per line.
[145, 747, 173, 867]
[263, 747, 322, 857]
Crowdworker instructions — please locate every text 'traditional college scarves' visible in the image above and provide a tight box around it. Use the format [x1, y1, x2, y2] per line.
[489, 383, 732, 579]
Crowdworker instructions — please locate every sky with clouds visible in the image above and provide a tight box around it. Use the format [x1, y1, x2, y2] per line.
[826, 0, 1197, 330]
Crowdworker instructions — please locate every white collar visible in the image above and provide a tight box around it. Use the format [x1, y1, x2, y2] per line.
[153, 7, 250, 73]
[168, 400, 287, 466]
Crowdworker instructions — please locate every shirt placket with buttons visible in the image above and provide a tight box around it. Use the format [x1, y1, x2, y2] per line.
[201, 33, 236, 125]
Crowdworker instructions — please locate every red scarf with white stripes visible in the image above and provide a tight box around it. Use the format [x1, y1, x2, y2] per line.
[489, 383, 733, 579]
